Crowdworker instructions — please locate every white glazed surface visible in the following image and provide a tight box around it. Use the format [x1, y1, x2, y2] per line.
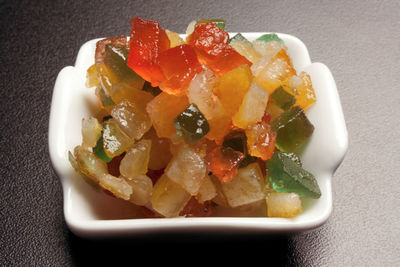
[49, 33, 348, 238]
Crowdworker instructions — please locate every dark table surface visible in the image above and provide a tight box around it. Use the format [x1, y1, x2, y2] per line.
[1, 0, 399, 266]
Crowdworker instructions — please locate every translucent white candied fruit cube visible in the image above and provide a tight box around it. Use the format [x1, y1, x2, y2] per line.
[232, 82, 269, 129]
[74, 146, 108, 183]
[119, 139, 152, 179]
[102, 118, 134, 158]
[221, 162, 266, 208]
[111, 99, 152, 140]
[230, 39, 261, 63]
[81, 117, 102, 149]
[266, 192, 302, 218]
[251, 41, 282, 77]
[125, 174, 153, 206]
[165, 144, 207, 195]
[150, 174, 191, 217]
[195, 175, 217, 203]
[99, 174, 133, 201]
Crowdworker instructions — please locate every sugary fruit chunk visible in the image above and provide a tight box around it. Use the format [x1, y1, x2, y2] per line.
[186, 69, 221, 120]
[245, 114, 277, 161]
[127, 17, 170, 86]
[156, 44, 203, 96]
[146, 92, 189, 138]
[150, 174, 191, 217]
[95, 35, 128, 64]
[174, 103, 210, 144]
[212, 64, 252, 116]
[220, 162, 266, 207]
[205, 146, 245, 182]
[93, 133, 112, 163]
[179, 197, 215, 217]
[195, 175, 217, 203]
[111, 100, 151, 140]
[165, 144, 207, 195]
[271, 105, 314, 152]
[125, 174, 153, 205]
[73, 146, 108, 183]
[229, 34, 261, 64]
[165, 29, 185, 48]
[283, 72, 316, 110]
[99, 174, 132, 201]
[232, 82, 269, 129]
[143, 127, 172, 170]
[109, 82, 153, 110]
[102, 119, 134, 158]
[270, 86, 296, 110]
[266, 192, 302, 218]
[195, 18, 226, 30]
[95, 85, 115, 111]
[81, 117, 102, 149]
[205, 110, 232, 144]
[252, 40, 283, 58]
[254, 49, 296, 94]
[267, 151, 321, 198]
[86, 64, 100, 88]
[119, 139, 152, 179]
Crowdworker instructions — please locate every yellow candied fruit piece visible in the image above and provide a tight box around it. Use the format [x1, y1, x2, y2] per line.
[266, 192, 302, 218]
[86, 64, 100, 88]
[143, 127, 172, 170]
[255, 49, 296, 94]
[205, 109, 232, 144]
[102, 119, 134, 158]
[230, 40, 261, 64]
[283, 72, 316, 110]
[166, 29, 185, 48]
[96, 62, 120, 94]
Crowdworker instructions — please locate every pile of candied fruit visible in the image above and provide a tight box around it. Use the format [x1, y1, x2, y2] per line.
[69, 18, 321, 218]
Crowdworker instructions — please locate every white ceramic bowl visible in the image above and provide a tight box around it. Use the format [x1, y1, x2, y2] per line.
[49, 33, 348, 238]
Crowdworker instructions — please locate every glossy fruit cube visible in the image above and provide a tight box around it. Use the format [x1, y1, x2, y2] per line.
[95, 35, 128, 64]
[229, 35, 261, 64]
[165, 29, 185, 48]
[109, 81, 153, 110]
[102, 119, 134, 158]
[143, 127, 172, 170]
[245, 115, 277, 161]
[266, 192, 302, 218]
[174, 103, 210, 143]
[86, 64, 100, 88]
[205, 146, 245, 182]
[283, 72, 316, 110]
[205, 110, 232, 144]
[271, 105, 314, 152]
[195, 175, 217, 203]
[270, 86, 296, 110]
[125, 174, 153, 206]
[111, 100, 152, 140]
[81, 117, 102, 149]
[73, 146, 108, 183]
[119, 139, 152, 179]
[220, 162, 266, 208]
[127, 18, 170, 86]
[150, 174, 191, 217]
[99, 174, 132, 201]
[156, 44, 203, 96]
[146, 92, 189, 138]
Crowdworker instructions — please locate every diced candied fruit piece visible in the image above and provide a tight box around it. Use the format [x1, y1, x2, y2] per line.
[204, 47, 252, 76]
[95, 85, 115, 111]
[107, 154, 124, 177]
[81, 117, 102, 149]
[205, 146, 245, 182]
[205, 110, 232, 144]
[109, 82, 153, 110]
[146, 92, 189, 138]
[179, 197, 216, 217]
[252, 40, 283, 58]
[150, 174, 191, 217]
[74, 146, 108, 183]
[95, 35, 128, 64]
[143, 128, 172, 170]
[256, 33, 284, 45]
[283, 72, 316, 110]
[195, 18, 226, 30]
[220, 162, 266, 208]
[270, 86, 296, 110]
[111, 100, 151, 140]
[119, 139, 152, 179]
[93, 134, 112, 163]
[127, 18, 170, 86]
[86, 64, 100, 88]
[96, 63, 119, 93]
[212, 64, 252, 116]
[271, 105, 314, 152]
[267, 151, 321, 198]
[174, 103, 210, 144]
[186, 69, 221, 120]
[156, 44, 203, 96]
[255, 49, 297, 94]
[104, 44, 140, 82]
[266, 98, 284, 121]
[266, 192, 302, 218]
[124, 174, 153, 205]
[102, 119, 134, 158]
[245, 114, 277, 161]
[232, 82, 269, 129]
[209, 175, 230, 207]
[165, 29, 185, 48]
[99, 174, 132, 201]
[195, 175, 217, 203]
[229, 34, 261, 64]
[165, 144, 207, 195]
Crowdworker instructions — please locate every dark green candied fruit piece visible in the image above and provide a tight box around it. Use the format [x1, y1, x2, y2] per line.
[229, 33, 250, 45]
[222, 130, 257, 168]
[174, 103, 210, 143]
[270, 86, 296, 110]
[267, 151, 321, 199]
[256, 33, 284, 45]
[95, 86, 115, 107]
[196, 18, 226, 30]
[271, 106, 314, 152]
[93, 133, 112, 163]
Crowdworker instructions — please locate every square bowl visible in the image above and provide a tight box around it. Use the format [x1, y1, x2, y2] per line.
[49, 33, 348, 238]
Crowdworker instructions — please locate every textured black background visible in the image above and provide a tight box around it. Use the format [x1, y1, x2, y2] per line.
[1, 0, 399, 266]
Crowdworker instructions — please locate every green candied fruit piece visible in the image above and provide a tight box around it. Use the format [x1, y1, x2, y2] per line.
[256, 33, 284, 45]
[229, 33, 250, 45]
[267, 151, 321, 198]
[196, 18, 226, 30]
[174, 103, 210, 143]
[271, 105, 314, 152]
[93, 134, 112, 163]
[222, 130, 257, 168]
[270, 86, 296, 110]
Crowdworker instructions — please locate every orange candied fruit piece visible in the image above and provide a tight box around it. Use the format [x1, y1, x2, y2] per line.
[205, 146, 245, 182]
[146, 92, 189, 139]
[283, 72, 316, 110]
[127, 18, 170, 86]
[187, 23, 251, 76]
[156, 44, 203, 96]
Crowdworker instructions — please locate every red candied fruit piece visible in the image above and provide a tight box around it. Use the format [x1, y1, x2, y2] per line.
[187, 23, 252, 76]
[156, 44, 203, 96]
[205, 146, 245, 182]
[127, 18, 170, 86]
